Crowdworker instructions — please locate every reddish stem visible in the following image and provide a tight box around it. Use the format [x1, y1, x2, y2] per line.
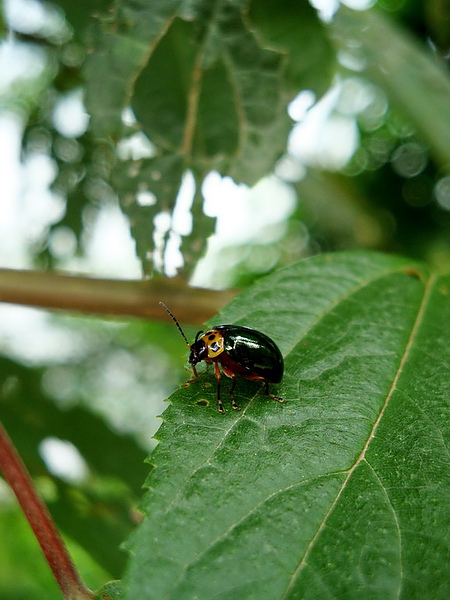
[0, 420, 92, 600]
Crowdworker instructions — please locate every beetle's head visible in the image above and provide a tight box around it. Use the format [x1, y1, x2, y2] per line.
[189, 331, 208, 365]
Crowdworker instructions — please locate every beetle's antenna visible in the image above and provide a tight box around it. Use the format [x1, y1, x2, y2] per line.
[159, 302, 191, 348]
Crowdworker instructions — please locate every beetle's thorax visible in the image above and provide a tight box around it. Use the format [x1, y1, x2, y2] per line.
[202, 329, 225, 358]
[189, 328, 225, 365]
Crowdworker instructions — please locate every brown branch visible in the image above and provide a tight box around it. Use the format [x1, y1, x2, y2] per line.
[0, 268, 235, 324]
[0, 421, 92, 600]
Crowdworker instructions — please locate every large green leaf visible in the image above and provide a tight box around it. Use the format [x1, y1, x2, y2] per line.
[124, 252, 450, 599]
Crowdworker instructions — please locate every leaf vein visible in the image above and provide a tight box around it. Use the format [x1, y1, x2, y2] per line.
[282, 263, 423, 358]
[400, 389, 450, 460]
[164, 470, 348, 598]
[364, 458, 403, 600]
[278, 273, 436, 598]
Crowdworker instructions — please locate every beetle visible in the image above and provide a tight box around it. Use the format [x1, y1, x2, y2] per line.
[160, 302, 284, 413]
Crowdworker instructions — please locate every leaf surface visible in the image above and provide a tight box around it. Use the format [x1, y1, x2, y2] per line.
[83, 0, 332, 183]
[124, 252, 450, 599]
[84, 0, 183, 138]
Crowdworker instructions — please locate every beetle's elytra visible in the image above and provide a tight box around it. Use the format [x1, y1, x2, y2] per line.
[160, 303, 284, 413]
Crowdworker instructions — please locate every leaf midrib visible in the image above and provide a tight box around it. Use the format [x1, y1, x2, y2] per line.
[279, 272, 436, 599]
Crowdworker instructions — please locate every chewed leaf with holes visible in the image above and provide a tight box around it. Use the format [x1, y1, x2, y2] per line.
[113, 155, 215, 275]
[82, 0, 333, 274]
[125, 252, 450, 600]
[84, 0, 333, 184]
[113, 154, 185, 273]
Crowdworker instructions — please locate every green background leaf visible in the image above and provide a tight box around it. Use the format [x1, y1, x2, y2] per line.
[0, 1, 5, 40]
[333, 7, 450, 169]
[83, 0, 333, 186]
[128, 1, 285, 172]
[0, 357, 148, 577]
[124, 252, 450, 599]
[248, 0, 334, 97]
[84, 0, 183, 138]
[114, 153, 186, 273]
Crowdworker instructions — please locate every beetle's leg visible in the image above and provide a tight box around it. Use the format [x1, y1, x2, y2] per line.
[183, 364, 199, 387]
[214, 363, 225, 413]
[264, 381, 284, 403]
[228, 376, 240, 411]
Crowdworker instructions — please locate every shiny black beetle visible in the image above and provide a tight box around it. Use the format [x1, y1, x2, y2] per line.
[161, 302, 284, 413]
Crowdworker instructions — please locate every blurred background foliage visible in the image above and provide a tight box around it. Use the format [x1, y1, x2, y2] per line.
[1, 0, 450, 596]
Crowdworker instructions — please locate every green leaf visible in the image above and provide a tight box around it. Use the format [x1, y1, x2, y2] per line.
[333, 7, 450, 169]
[84, 1, 333, 184]
[51, 0, 111, 40]
[129, 3, 284, 171]
[85, 0, 285, 150]
[84, 0, 183, 138]
[124, 251, 450, 599]
[114, 153, 185, 274]
[80, 0, 335, 273]
[248, 0, 335, 97]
